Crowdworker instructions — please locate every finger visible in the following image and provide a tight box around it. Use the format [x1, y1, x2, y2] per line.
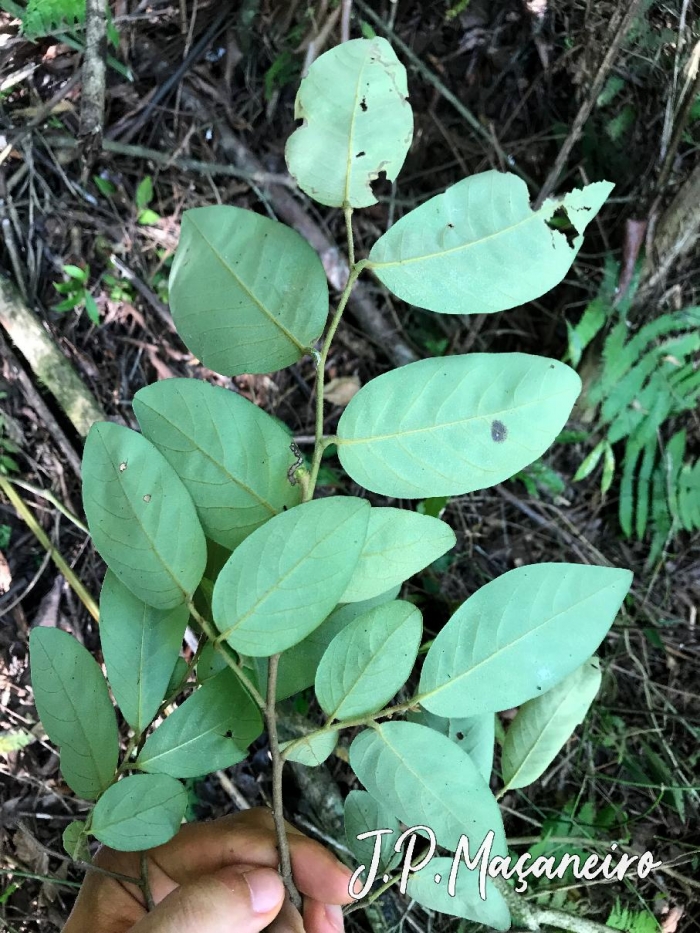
[304, 897, 346, 933]
[62, 858, 145, 933]
[63, 848, 191, 932]
[85, 809, 275, 886]
[142, 811, 354, 905]
[230, 807, 306, 836]
[129, 866, 284, 933]
[267, 893, 305, 933]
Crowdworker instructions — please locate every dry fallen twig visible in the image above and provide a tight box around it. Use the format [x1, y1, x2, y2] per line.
[535, 0, 648, 208]
[79, 0, 108, 157]
[0, 274, 105, 437]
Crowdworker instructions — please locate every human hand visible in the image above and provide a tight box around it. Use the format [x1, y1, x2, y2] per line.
[63, 807, 354, 933]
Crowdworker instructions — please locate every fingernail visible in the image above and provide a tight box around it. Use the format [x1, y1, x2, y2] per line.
[243, 867, 284, 914]
[325, 903, 345, 932]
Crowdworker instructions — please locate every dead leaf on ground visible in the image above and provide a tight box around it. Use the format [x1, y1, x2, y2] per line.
[324, 375, 361, 406]
[14, 827, 49, 875]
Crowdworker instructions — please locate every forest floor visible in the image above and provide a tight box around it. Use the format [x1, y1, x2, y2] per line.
[0, 1, 699, 931]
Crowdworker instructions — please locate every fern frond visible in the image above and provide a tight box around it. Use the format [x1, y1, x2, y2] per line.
[572, 299, 700, 550]
[649, 467, 672, 565]
[678, 459, 700, 532]
[22, 0, 85, 38]
[590, 306, 700, 409]
[635, 441, 657, 539]
[664, 430, 687, 523]
[619, 439, 642, 538]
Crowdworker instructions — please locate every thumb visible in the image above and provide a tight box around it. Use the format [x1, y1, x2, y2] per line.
[130, 866, 285, 933]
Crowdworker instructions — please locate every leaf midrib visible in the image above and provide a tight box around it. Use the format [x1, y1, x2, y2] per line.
[344, 41, 373, 204]
[338, 386, 574, 447]
[218, 504, 366, 639]
[139, 722, 242, 768]
[369, 727, 493, 841]
[417, 582, 618, 707]
[96, 429, 186, 601]
[138, 399, 278, 517]
[40, 640, 112, 794]
[95, 781, 183, 832]
[368, 203, 554, 270]
[186, 215, 306, 354]
[504, 686, 575, 789]
[504, 665, 600, 788]
[329, 613, 413, 720]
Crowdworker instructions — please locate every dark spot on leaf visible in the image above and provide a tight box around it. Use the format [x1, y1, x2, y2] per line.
[360, 97, 368, 112]
[455, 731, 464, 741]
[447, 222, 454, 229]
[491, 420, 507, 442]
[356, 151, 366, 158]
[224, 730, 233, 738]
[537, 686, 542, 691]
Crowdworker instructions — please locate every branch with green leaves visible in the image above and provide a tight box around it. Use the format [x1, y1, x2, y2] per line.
[26, 35, 633, 931]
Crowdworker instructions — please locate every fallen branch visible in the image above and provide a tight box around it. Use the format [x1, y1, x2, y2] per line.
[0, 475, 99, 621]
[0, 273, 105, 437]
[48, 135, 296, 189]
[636, 161, 700, 304]
[79, 0, 107, 156]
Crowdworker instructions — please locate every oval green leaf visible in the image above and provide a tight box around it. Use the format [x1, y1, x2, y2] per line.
[419, 564, 632, 717]
[350, 722, 507, 854]
[336, 354, 581, 497]
[82, 422, 207, 609]
[502, 656, 602, 792]
[166, 657, 188, 696]
[367, 172, 613, 314]
[285, 37, 413, 208]
[100, 572, 188, 734]
[63, 820, 89, 861]
[134, 379, 301, 550]
[212, 496, 370, 656]
[136, 671, 260, 779]
[407, 856, 510, 929]
[197, 640, 228, 683]
[410, 709, 495, 784]
[316, 601, 422, 720]
[169, 206, 328, 376]
[344, 790, 401, 876]
[340, 508, 455, 602]
[281, 730, 338, 766]
[30, 627, 119, 800]
[90, 774, 186, 851]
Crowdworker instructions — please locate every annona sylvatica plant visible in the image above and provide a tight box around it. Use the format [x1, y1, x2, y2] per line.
[30, 37, 632, 929]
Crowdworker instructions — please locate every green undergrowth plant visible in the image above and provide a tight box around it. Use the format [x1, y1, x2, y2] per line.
[29, 38, 633, 929]
[0, 0, 124, 75]
[53, 263, 100, 324]
[0, 0, 116, 40]
[0, 0, 85, 36]
[568, 263, 700, 563]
